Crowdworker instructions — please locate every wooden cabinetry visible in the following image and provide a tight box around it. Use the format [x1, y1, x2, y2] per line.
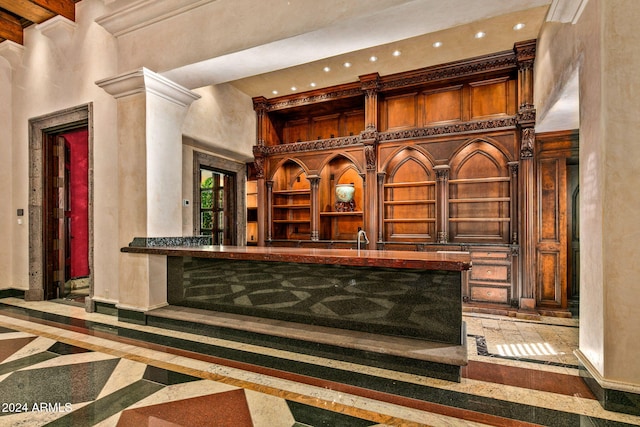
[271, 162, 311, 240]
[466, 247, 515, 305]
[246, 180, 258, 245]
[250, 41, 576, 313]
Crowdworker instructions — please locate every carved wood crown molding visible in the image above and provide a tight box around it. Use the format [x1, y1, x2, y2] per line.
[253, 42, 538, 112]
[263, 87, 363, 112]
[261, 117, 517, 156]
[379, 51, 518, 91]
[263, 135, 362, 155]
[378, 117, 517, 142]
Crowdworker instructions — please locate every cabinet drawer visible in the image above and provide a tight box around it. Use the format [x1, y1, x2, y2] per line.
[470, 286, 509, 304]
[471, 250, 509, 260]
[470, 264, 509, 282]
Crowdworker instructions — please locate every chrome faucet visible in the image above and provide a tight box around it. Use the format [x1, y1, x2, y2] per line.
[357, 229, 369, 252]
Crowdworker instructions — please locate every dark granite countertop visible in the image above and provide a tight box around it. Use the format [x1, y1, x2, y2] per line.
[121, 244, 472, 271]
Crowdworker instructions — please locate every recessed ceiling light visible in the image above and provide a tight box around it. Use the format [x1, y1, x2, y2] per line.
[513, 23, 526, 31]
[475, 31, 486, 39]
[323, 66, 331, 72]
[310, 82, 316, 88]
[392, 50, 401, 57]
[343, 62, 352, 68]
[432, 41, 442, 48]
[272, 90, 278, 95]
[291, 86, 297, 91]
[369, 55, 378, 62]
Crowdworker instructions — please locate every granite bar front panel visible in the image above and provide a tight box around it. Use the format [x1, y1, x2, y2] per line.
[167, 256, 462, 344]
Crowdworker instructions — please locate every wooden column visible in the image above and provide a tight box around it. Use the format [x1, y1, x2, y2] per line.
[266, 180, 273, 242]
[434, 165, 450, 243]
[308, 175, 321, 241]
[361, 74, 380, 249]
[508, 161, 520, 305]
[252, 97, 268, 246]
[377, 173, 385, 243]
[515, 40, 537, 311]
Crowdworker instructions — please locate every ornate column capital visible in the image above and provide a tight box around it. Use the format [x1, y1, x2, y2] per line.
[434, 165, 450, 181]
[363, 142, 377, 171]
[520, 128, 535, 159]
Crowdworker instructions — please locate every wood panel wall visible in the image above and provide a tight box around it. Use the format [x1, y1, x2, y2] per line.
[251, 41, 579, 313]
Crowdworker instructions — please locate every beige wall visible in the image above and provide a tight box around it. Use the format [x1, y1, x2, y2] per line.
[0, 60, 12, 287]
[0, 0, 256, 308]
[1, 0, 120, 300]
[535, 0, 640, 389]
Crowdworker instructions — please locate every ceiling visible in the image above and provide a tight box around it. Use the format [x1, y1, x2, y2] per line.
[228, 4, 551, 99]
[0, 0, 79, 44]
[2, 0, 576, 132]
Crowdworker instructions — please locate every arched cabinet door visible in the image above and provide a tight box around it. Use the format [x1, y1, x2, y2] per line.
[449, 138, 515, 306]
[318, 154, 364, 241]
[382, 148, 436, 243]
[448, 139, 512, 244]
[270, 160, 311, 240]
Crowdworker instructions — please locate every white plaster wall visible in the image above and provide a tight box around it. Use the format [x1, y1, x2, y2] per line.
[182, 84, 256, 163]
[0, 59, 12, 288]
[182, 145, 195, 236]
[535, 0, 640, 387]
[8, 0, 119, 302]
[600, 0, 640, 385]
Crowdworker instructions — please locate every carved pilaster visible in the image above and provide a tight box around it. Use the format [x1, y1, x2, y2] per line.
[514, 40, 536, 110]
[377, 173, 386, 242]
[434, 165, 450, 244]
[508, 161, 519, 245]
[252, 96, 268, 147]
[360, 73, 380, 132]
[308, 176, 321, 241]
[266, 181, 274, 242]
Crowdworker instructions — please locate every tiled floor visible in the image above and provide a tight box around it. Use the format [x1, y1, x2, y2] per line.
[0, 297, 638, 426]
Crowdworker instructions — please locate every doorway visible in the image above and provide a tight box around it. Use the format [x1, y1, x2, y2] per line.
[28, 104, 93, 303]
[567, 162, 580, 316]
[199, 168, 235, 245]
[192, 150, 247, 245]
[43, 129, 90, 301]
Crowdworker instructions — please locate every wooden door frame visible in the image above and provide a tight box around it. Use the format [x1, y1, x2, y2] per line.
[192, 150, 246, 245]
[28, 104, 93, 301]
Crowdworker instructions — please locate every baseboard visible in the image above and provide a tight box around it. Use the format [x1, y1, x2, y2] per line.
[576, 349, 640, 416]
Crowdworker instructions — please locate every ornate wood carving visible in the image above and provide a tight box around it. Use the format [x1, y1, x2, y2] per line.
[263, 136, 361, 155]
[380, 51, 517, 91]
[264, 86, 362, 112]
[520, 127, 535, 158]
[378, 117, 517, 141]
[251, 42, 550, 311]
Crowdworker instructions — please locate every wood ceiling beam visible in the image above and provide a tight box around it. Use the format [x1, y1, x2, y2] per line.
[0, 0, 76, 24]
[30, 0, 75, 21]
[0, 10, 23, 44]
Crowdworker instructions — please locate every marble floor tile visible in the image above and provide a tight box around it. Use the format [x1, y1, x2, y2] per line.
[1, 298, 639, 427]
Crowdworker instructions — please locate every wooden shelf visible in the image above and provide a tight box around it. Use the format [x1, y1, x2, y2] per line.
[273, 189, 311, 195]
[273, 220, 310, 224]
[449, 197, 510, 203]
[449, 177, 511, 184]
[320, 211, 363, 216]
[384, 200, 435, 205]
[449, 218, 511, 222]
[273, 204, 311, 209]
[383, 181, 435, 188]
[383, 218, 436, 223]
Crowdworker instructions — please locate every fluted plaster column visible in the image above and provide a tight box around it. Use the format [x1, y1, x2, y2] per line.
[97, 68, 200, 314]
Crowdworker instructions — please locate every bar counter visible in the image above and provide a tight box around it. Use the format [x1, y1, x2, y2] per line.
[121, 244, 472, 271]
[121, 242, 471, 380]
